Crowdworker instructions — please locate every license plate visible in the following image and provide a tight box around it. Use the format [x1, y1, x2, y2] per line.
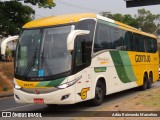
[34, 98, 44, 104]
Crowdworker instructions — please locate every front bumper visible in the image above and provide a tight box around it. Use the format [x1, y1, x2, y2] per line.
[14, 85, 76, 104]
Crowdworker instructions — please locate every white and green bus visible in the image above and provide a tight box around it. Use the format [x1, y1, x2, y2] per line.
[14, 13, 159, 106]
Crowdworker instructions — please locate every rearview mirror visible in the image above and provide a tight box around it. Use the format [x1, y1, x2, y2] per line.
[67, 30, 90, 51]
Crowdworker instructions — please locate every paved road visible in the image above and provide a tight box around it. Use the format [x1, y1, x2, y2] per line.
[0, 81, 160, 118]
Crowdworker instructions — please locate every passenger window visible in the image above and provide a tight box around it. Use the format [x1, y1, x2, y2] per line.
[94, 21, 123, 52]
[94, 22, 111, 52]
[151, 39, 157, 53]
[93, 20, 157, 53]
[123, 31, 134, 51]
[111, 28, 123, 50]
[134, 34, 144, 52]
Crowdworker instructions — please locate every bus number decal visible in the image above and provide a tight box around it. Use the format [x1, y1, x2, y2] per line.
[24, 83, 34, 87]
[78, 87, 90, 100]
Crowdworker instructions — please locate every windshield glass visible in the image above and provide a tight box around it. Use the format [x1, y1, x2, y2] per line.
[16, 29, 41, 77]
[15, 25, 73, 78]
[40, 26, 73, 77]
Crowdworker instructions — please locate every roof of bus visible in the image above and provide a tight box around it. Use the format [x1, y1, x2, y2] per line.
[23, 13, 156, 38]
[97, 15, 156, 38]
[23, 13, 96, 28]
[115, 20, 156, 38]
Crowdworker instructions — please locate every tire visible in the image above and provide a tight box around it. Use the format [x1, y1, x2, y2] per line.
[89, 81, 104, 106]
[147, 74, 152, 89]
[140, 74, 148, 90]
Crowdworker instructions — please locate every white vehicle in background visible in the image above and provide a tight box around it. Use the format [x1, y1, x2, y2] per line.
[0, 35, 18, 61]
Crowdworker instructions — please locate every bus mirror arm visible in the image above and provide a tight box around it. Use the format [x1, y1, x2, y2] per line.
[67, 30, 90, 51]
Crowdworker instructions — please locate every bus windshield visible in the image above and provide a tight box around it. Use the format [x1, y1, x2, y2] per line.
[15, 25, 73, 78]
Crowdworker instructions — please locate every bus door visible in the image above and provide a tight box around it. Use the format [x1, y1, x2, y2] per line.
[74, 35, 91, 102]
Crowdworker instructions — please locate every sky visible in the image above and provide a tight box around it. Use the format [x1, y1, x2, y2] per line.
[31, 0, 160, 19]
[1, 0, 160, 19]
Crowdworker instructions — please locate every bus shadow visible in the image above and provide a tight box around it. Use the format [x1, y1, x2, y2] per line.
[30, 86, 154, 117]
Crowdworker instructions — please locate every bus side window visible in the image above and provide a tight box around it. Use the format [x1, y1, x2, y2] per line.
[144, 37, 157, 53]
[151, 39, 157, 53]
[75, 38, 83, 66]
[123, 31, 134, 51]
[75, 35, 88, 66]
[110, 27, 123, 50]
[73, 35, 91, 73]
[144, 37, 150, 52]
[134, 34, 142, 52]
[94, 24, 106, 52]
[94, 22, 112, 52]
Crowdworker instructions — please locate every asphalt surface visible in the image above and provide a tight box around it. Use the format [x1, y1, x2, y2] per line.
[0, 81, 160, 118]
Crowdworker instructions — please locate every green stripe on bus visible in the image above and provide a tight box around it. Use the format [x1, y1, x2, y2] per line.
[110, 51, 136, 83]
[36, 81, 51, 87]
[119, 51, 136, 82]
[37, 77, 66, 87]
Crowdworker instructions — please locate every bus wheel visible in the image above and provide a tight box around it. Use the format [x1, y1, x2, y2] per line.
[141, 74, 148, 90]
[147, 74, 152, 89]
[90, 81, 104, 106]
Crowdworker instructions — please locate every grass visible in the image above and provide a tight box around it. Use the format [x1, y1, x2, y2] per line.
[2, 87, 8, 91]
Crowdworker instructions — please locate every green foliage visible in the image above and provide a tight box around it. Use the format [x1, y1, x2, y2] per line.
[123, 14, 138, 28]
[136, 8, 158, 33]
[101, 9, 160, 33]
[100, 12, 138, 29]
[5, 47, 12, 56]
[2, 87, 8, 91]
[0, 0, 56, 35]
[23, 0, 56, 9]
[0, 1, 35, 35]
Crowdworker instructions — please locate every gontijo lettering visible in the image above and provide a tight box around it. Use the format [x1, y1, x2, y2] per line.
[135, 55, 151, 62]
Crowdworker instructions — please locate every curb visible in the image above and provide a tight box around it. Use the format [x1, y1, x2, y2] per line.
[0, 92, 13, 98]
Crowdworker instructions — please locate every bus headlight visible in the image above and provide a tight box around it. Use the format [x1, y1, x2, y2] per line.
[56, 76, 82, 89]
[14, 84, 22, 90]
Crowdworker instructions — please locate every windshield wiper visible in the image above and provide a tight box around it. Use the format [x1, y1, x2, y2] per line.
[41, 49, 54, 78]
[23, 47, 38, 77]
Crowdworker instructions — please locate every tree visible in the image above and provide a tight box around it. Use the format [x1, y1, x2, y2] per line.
[101, 9, 159, 33]
[135, 8, 158, 33]
[0, 0, 56, 36]
[0, 1, 35, 35]
[100, 12, 138, 29]
[123, 14, 138, 28]
[18, 0, 56, 9]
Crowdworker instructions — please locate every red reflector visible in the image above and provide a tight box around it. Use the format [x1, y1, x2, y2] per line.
[34, 98, 44, 104]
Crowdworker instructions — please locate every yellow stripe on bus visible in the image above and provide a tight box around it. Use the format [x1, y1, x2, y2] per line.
[23, 13, 96, 28]
[16, 79, 39, 88]
[115, 21, 156, 38]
